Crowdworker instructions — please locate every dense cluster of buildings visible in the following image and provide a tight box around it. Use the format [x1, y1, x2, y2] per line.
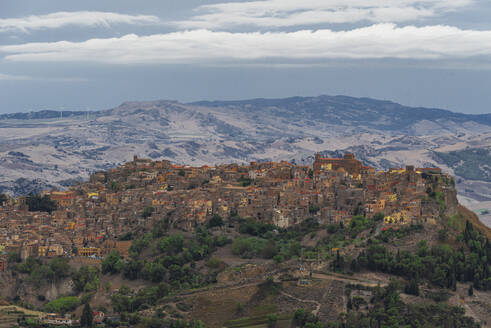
[0, 153, 455, 267]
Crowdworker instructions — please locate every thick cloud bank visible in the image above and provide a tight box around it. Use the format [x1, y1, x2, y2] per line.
[1, 24, 490, 64]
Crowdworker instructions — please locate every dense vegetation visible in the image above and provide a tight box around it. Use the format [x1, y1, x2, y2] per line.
[72, 266, 100, 293]
[353, 221, 491, 290]
[331, 281, 479, 328]
[13, 257, 71, 287]
[101, 226, 230, 291]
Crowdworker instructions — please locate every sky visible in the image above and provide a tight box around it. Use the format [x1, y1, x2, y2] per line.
[0, 0, 491, 114]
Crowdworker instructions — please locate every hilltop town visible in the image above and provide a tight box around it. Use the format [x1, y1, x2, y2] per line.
[0, 153, 489, 327]
[0, 153, 456, 264]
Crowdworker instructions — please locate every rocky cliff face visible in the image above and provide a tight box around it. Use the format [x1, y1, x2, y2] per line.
[0, 271, 74, 307]
[444, 186, 459, 217]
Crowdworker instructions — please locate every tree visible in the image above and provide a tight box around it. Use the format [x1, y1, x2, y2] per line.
[43, 296, 80, 314]
[26, 194, 57, 213]
[293, 308, 306, 326]
[142, 206, 154, 219]
[374, 212, 385, 221]
[80, 302, 93, 327]
[0, 193, 7, 205]
[267, 314, 278, 328]
[207, 214, 223, 228]
[347, 297, 353, 310]
[101, 251, 123, 274]
[404, 279, 419, 296]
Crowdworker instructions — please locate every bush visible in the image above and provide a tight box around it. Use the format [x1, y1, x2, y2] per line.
[207, 214, 223, 228]
[231, 237, 268, 258]
[326, 224, 338, 234]
[43, 296, 80, 314]
[158, 235, 184, 255]
[273, 254, 285, 264]
[239, 219, 275, 236]
[267, 314, 278, 328]
[142, 206, 154, 219]
[101, 251, 124, 274]
[206, 257, 222, 269]
[374, 212, 385, 221]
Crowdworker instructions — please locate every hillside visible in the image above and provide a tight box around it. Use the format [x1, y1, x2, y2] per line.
[0, 95, 490, 225]
[0, 155, 490, 327]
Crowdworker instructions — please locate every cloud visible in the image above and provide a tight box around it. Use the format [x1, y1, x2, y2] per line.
[0, 11, 160, 33]
[1, 24, 491, 66]
[0, 73, 86, 82]
[175, 0, 474, 28]
[0, 73, 33, 81]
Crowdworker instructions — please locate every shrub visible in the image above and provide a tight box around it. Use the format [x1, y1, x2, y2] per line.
[43, 296, 80, 314]
[207, 214, 223, 228]
[231, 237, 268, 258]
[267, 314, 278, 328]
[206, 257, 222, 269]
[101, 251, 124, 274]
[142, 206, 154, 219]
[273, 254, 285, 264]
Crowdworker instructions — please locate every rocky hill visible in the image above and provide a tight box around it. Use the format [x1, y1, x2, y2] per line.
[0, 95, 490, 224]
[0, 156, 490, 327]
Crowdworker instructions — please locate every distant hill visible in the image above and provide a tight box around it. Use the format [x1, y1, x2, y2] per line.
[0, 110, 90, 120]
[192, 95, 491, 131]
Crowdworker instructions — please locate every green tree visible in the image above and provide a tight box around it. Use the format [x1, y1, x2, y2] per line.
[207, 214, 223, 228]
[81, 302, 94, 327]
[267, 314, 278, 328]
[293, 308, 306, 326]
[101, 251, 123, 274]
[142, 206, 154, 219]
[43, 296, 80, 314]
[26, 194, 57, 213]
[404, 279, 419, 296]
